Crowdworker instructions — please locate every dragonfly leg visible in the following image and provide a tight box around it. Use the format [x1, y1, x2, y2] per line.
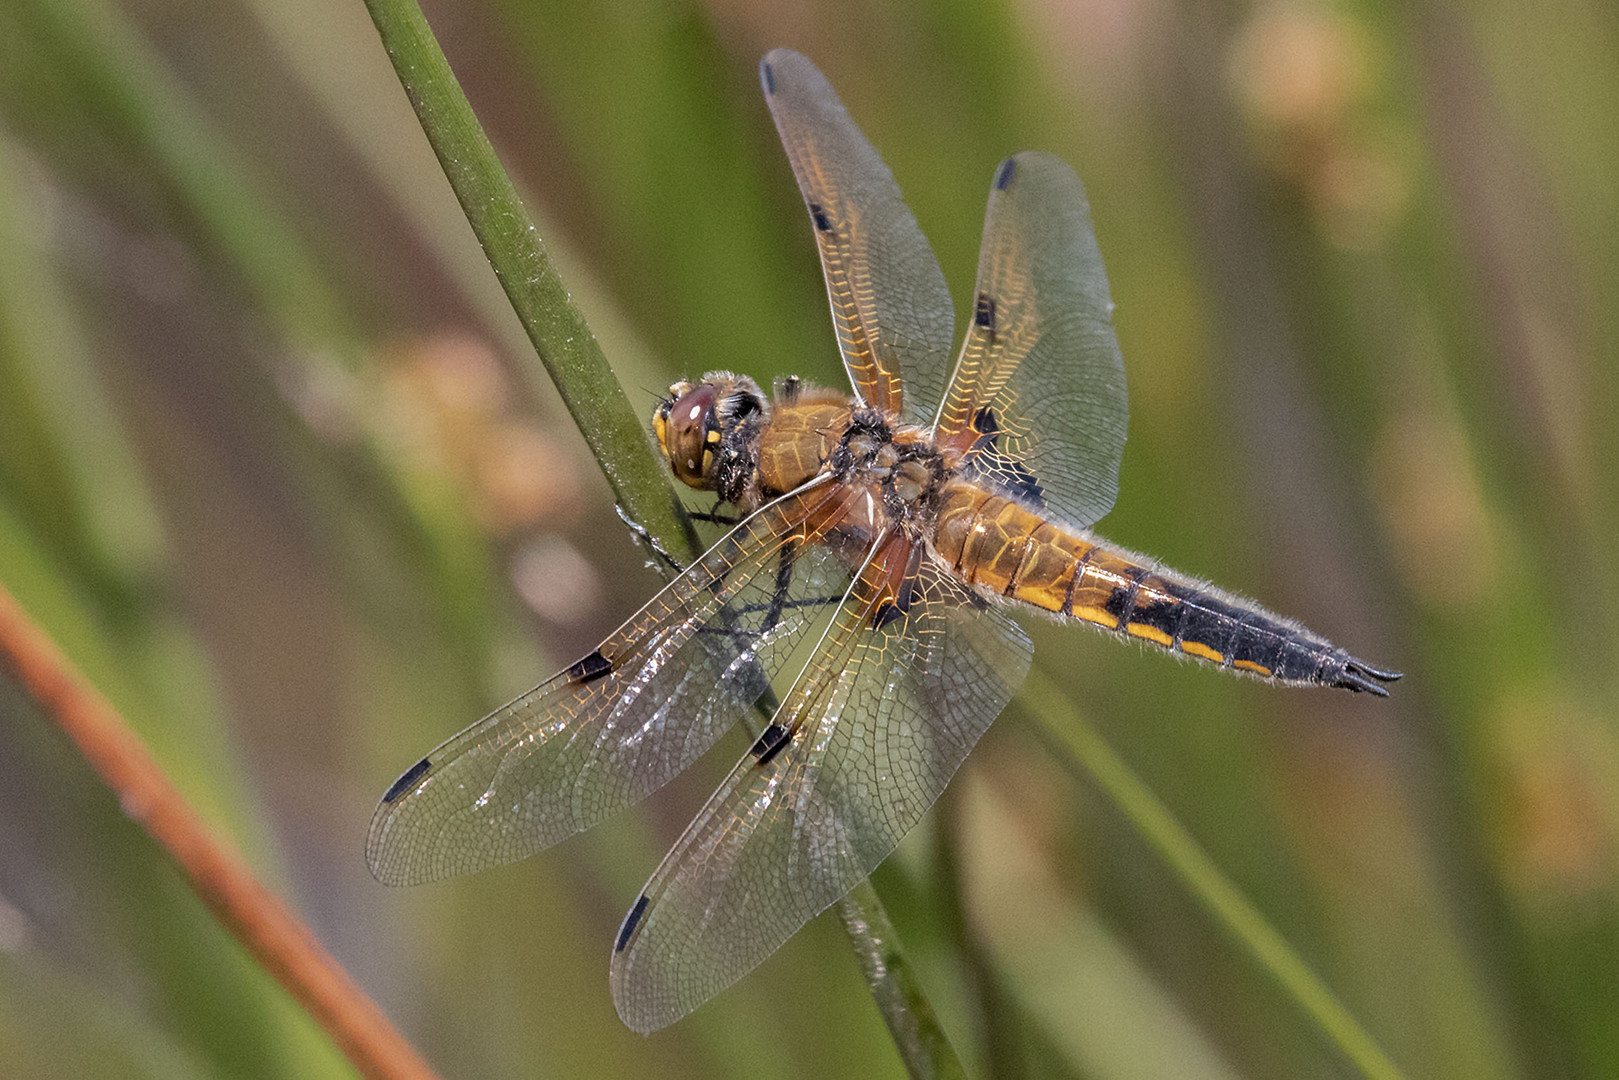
[763, 538, 799, 632]
[690, 499, 742, 527]
[615, 503, 689, 575]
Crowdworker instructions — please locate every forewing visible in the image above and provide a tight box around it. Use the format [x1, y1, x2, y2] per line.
[934, 151, 1129, 528]
[367, 482, 861, 885]
[760, 48, 955, 424]
[609, 540, 1034, 1032]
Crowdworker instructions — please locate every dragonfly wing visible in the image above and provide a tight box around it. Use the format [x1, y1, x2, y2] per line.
[609, 537, 1034, 1032]
[367, 481, 863, 885]
[761, 48, 955, 425]
[934, 151, 1129, 528]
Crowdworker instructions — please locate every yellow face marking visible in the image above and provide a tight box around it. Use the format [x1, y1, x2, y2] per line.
[1071, 605, 1119, 631]
[1126, 622, 1173, 647]
[1180, 641, 1224, 664]
[1233, 659, 1272, 676]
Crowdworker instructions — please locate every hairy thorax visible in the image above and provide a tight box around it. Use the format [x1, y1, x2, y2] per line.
[654, 371, 954, 550]
[754, 397, 850, 499]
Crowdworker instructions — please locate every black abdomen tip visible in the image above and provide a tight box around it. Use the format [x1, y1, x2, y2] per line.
[1334, 658, 1403, 696]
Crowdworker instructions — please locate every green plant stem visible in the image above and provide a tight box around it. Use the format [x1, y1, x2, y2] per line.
[1021, 668, 1407, 1080]
[360, 0, 696, 562]
[837, 881, 967, 1080]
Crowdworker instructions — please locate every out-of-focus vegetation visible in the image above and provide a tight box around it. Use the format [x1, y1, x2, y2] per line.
[0, 0, 1614, 1076]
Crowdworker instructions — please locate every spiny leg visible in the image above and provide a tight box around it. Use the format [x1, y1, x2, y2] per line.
[689, 500, 743, 528]
[615, 503, 689, 576]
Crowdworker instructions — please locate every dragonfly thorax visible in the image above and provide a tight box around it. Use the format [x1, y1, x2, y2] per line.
[832, 410, 946, 532]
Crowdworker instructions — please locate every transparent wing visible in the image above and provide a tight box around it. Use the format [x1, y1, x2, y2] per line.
[609, 535, 1034, 1032]
[934, 151, 1129, 528]
[366, 480, 866, 885]
[760, 48, 955, 425]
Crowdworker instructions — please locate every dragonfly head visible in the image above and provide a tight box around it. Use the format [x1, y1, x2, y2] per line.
[653, 372, 767, 493]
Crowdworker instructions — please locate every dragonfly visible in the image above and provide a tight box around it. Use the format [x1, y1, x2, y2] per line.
[367, 47, 1400, 1033]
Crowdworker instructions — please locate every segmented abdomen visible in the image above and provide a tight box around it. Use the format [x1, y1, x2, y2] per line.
[932, 480, 1366, 689]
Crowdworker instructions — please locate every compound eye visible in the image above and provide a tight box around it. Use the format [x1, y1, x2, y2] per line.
[662, 383, 718, 489]
[651, 398, 674, 455]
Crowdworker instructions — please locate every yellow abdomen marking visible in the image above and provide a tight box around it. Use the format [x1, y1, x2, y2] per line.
[1127, 622, 1174, 646]
[1069, 606, 1117, 630]
[1180, 641, 1225, 664]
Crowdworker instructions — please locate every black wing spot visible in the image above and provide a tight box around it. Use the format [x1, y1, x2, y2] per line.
[973, 292, 997, 333]
[995, 157, 1017, 191]
[998, 462, 1046, 505]
[615, 894, 651, 953]
[566, 649, 614, 684]
[870, 600, 906, 630]
[894, 575, 917, 617]
[968, 408, 1046, 507]
[884, 543, 923, 624]
[382, 757, 432, 804]
[762, 61, 777, 94]
[809, 203, 834, 233]
[750, 722, 795, 767]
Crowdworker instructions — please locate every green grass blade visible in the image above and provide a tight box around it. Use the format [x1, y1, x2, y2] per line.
[838, 881, 968, 1080]
[1022, 668, 1408, 1080]
[360, 0, 696, 562]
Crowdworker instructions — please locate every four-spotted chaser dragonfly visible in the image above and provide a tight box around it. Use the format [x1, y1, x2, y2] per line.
[368, 48, 1399, 1033]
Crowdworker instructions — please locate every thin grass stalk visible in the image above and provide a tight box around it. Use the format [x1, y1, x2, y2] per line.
[1021, 668, 1408, 1080]
[0, 584, 441, 1080]
[837, 880, 968, 1080]
[360, 0, 696, 563]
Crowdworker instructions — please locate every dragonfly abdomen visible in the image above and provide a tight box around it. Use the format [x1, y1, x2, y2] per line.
[933, 481, 1398, 693]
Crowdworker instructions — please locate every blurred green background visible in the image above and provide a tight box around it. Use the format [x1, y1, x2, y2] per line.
[1, 0, 1616, 1076]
